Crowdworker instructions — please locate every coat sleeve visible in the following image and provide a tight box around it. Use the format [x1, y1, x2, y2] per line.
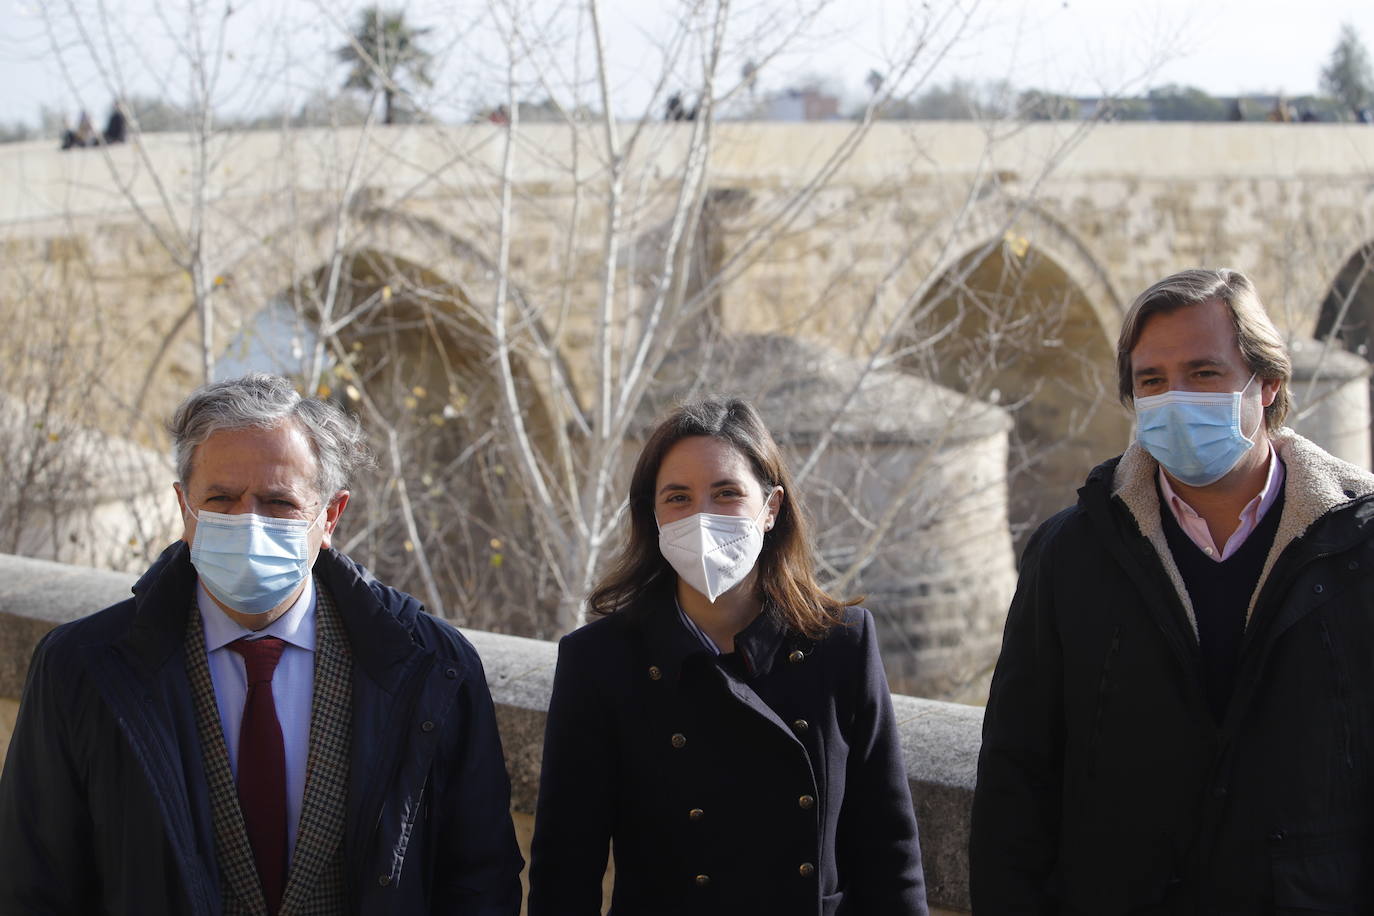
[969, 514, 1067, 914]
[528, 633, 615, 916]
[429, 644, 525, 915]
[836, 608, 929, 915]
[0, 629, 100, 913]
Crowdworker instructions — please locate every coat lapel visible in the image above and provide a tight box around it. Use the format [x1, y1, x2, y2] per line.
[278, 581, 351, 915]
[186, 579, 353, 916]
[185, 600, 270, 916]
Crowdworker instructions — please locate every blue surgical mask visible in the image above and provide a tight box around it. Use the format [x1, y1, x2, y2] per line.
[1134, 373, 1260, 487]
[187, 508, 324, 615]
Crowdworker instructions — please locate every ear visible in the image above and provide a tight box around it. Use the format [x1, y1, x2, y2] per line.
[321, 491, 350, 549]
[764, 486, 783, 532]
[1259, 375, 1280, 409]
[174, 483, 193, 545]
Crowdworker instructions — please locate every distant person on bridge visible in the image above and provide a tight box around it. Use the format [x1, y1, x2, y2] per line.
[529, 398, 928, 915]
[971, 268, 1374, 912]
[102, 102, 127, 144]
[0, 373, 523, 915]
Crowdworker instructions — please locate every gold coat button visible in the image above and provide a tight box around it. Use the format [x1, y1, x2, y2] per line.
[688, 807, 704, 821]
[695, 873, 711, 887]
[788, 649, 805, 663]
[792, 718, 809, 732]
[799, 862, 815, 877]
[799, 794, 815, 809]
[671, 732, 687, 749]
[648, 665, 662, 680]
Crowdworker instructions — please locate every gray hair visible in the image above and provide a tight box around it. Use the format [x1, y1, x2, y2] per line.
[168, 373, 373, 502]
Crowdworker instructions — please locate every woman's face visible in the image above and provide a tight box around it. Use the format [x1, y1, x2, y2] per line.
[653, 435, 781, 529]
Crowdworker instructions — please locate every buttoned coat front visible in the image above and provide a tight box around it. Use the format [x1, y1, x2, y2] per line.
[0, 543, 523, 915]
[528, 588, 927, 916]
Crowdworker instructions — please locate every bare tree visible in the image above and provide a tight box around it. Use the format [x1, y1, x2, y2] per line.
[8, 0, 1156, 697]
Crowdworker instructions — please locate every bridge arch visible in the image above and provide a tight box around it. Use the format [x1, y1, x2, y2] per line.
[214, 209, 573, 636]
[918, 195, 1127, 339]
[1314, 240, 1374, 356]
[1313, 239, 1374, 460]
[901, 221, 1131, 545]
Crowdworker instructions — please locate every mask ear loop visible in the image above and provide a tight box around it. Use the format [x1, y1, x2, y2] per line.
[756, 486, 782, 532]
[1238, 372, 1264, 442]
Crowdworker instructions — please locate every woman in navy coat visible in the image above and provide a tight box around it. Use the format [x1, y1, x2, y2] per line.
[529, 399, 927, 915]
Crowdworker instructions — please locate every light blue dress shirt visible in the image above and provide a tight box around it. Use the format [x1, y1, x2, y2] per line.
[677, 601, 722, 655]
[198, 577, 317, 864]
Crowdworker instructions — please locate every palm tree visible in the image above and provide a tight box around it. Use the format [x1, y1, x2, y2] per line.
[336, 6, 434, 125]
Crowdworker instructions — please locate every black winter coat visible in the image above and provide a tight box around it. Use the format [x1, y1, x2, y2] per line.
[528, 589, 927, 916]
[0, 543, 524, 915]
[971, 430, 1374, 915]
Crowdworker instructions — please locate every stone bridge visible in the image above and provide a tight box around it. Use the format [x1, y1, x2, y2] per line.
[5, 122, 1374, 697]
[6, 120, 1374, 512]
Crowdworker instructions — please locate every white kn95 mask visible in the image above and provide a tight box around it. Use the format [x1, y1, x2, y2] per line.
[657, 489, 778, 603]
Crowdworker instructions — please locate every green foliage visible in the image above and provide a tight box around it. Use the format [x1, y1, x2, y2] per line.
[0, 121, 34, 144]
[879, 79, 1013, 120]
[1016, 89, 1080, 121]
[336, 6, 435, 125]
[219, 91, 375, 131]
[1145, 85, 1228, 121]
[1320, 23, 1374, 117]
[121, 95, 196, 132]
[470, 97, 607, 125]
[1099, 97, 1152, 121]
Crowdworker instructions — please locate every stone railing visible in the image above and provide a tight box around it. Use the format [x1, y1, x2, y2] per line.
[0, 553, 980, 913]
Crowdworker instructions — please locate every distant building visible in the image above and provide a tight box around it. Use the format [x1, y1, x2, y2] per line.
[762, 87, 840, 122]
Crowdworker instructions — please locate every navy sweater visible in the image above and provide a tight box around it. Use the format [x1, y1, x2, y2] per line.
[1161, 478, 1285, 721]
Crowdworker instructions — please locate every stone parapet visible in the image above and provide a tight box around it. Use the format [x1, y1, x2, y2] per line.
[0, 553, 980, 912]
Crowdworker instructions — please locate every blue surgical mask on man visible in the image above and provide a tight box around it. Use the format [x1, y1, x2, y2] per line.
[186, 507, 324, 614]
[1134, 373, 1261, 487]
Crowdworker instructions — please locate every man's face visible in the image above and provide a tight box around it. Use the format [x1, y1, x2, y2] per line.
[174, 422, 348, 628]
[1129, 298, 1281, 475]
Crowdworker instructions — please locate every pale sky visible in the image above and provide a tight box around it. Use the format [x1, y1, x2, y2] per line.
[2, 0, 1372, 128]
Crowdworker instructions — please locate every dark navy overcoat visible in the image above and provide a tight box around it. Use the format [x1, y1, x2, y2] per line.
[0, 544, 523, 914]
[529, 584, 927, 915]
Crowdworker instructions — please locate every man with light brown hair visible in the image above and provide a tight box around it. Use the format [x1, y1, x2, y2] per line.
[971, 268, 1374, 913]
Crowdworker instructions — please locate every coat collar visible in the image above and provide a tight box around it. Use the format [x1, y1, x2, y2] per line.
[630, 580, 790, 685]
[312, 547, 424, 695]
[1103, 428, 1374, 635]
[119, 541, 199, 678]
[118, 543, 422, 695]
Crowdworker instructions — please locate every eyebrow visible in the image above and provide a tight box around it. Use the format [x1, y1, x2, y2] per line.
[1132, 357, 1228, 379]
[656, 478, 746, 495]
[201, 483, 301, 501]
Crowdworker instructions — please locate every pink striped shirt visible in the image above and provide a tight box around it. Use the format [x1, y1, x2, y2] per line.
[1157, 443, 1284, 562]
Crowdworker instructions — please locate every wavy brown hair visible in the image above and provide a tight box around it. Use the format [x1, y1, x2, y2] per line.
[588, 399, 853, 638]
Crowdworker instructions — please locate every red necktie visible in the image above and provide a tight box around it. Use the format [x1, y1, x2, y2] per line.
[229, 637, 288, 913]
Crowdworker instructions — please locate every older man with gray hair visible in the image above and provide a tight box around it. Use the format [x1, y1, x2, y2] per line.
[0, 374, 523, 915]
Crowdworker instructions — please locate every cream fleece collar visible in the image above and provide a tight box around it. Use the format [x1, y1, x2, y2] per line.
[1110, 428, 1374, 638]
